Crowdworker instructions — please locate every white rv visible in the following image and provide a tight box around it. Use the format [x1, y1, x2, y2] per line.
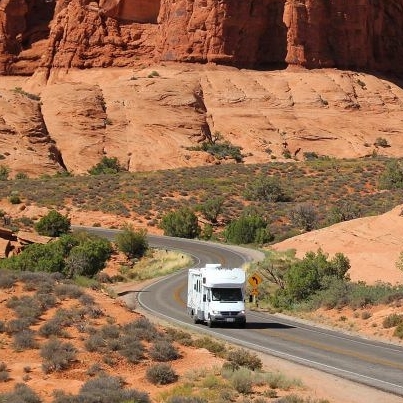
[187, 263, 246, 328]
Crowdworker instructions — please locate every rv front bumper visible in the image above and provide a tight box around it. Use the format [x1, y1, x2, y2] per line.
[210, 311, 246, 325]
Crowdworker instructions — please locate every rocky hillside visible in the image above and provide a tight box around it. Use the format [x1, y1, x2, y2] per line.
[1, 65, 403, 177]
[0, 0, 402, 75]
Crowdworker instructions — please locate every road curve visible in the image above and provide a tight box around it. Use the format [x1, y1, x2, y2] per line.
[73, 226, 403, 397]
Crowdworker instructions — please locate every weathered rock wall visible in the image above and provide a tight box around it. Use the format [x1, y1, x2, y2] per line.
[0, 0, 402, 75]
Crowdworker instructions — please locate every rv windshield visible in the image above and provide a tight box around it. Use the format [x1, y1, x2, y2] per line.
[211, 288, 243, 302]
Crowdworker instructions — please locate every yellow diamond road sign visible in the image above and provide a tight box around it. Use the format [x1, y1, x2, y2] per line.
[248, 272, 263, 287]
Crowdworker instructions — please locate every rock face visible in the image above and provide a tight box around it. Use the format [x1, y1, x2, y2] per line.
[0, 0, 402, 75]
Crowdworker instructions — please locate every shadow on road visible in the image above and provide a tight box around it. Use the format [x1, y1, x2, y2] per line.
[245, 322, 295, 330]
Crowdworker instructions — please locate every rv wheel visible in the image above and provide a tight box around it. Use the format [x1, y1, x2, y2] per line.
[207, 317, 214, 328]
[192, 311, 199, 324]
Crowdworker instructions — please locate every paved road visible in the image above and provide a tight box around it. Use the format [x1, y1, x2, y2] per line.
[74, 226, 403, 397]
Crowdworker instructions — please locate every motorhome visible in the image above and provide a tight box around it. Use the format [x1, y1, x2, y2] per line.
[187, 263, 246, 327]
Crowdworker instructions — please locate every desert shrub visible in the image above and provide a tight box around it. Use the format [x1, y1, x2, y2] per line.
[327, 202, 361, 224]
[146, 363, 178, 385]
[193, 336, 226, 356]
[160, 207, 200, 239]
[38, 319, 65, 338]
[86, 363, 104, 377]
[13, 329, 38, 350]
[0, 321, 5, 333]
[15, 172, 28, 180]
[394, 323, 403, 339]
[226, 348, 262, 371]
[290, 203, 318, 232]
[53, 375, 150, 403]
[221, 367, 253, 394]
[122, 317, 161, 342]
[40, 339, 77, 373]
[0, 362, 9, 382]
[361, 311, 372, 320]
[0, 164, 9, 180]
[100, 324, 120, 339]
[382, 314, 403, 328]
[115, 225, 148, 259]
[374, 137, 390, 148]
[35, 292, 58, 310]
[197, 140, 243, 162]
[149, 340, 181, 362]
[263, 371, 303, 390]
[0, 383, 42, 403]
[54, 283, 84, 299]
[8, 192, 21, 204]
[35, 210, 71, 237]
[84, 333, 107, 352]
[118, 335, 146, 363]
[5, 318, 32, 334]
[88, 156, 126, 175]
[164, 328, 193, 346]
[0, 270, 17, 288]
[244, 175, 289, 202]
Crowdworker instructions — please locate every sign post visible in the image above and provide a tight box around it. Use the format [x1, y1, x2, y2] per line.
[248, 272, 263, 307]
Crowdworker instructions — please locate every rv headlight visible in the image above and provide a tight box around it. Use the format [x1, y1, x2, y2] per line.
[239, 310, 245, 315]
[211, 310, 220, 315]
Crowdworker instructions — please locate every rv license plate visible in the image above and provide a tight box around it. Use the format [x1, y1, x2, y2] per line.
[226, 318, 235, 322]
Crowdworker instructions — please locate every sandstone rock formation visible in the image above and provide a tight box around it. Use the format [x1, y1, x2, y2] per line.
[1, 65, 403, 178]
[0, 0, 402, 75]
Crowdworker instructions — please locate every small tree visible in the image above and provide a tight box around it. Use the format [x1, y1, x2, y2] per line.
[35, 210, 71, 237]
[88, 156, 125, 175]
[160, 208, 200, 239]
[115, 225, 148, 260]
[197, 197, 224, 224]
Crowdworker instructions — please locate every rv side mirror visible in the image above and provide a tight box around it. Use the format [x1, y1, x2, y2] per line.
[203, 295, 206, 302]
[249, 295, 253, 303]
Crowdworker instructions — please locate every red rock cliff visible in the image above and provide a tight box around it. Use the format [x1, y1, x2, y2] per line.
[0, 0, 402, 75]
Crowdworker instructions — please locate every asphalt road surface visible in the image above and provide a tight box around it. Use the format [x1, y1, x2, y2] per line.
[74, 226, 403, 397]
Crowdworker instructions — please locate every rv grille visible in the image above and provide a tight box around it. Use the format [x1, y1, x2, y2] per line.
[221, 311, 240, 316]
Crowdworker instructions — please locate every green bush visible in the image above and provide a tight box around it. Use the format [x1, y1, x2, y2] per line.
[34, 210, 71, 237]
[160, 207, 200, 238]
[146, 363, 178, 385]
[224, 211, 273, 245]
[88, 156, 126, 175]
[382, 313, 403, 328]
[378, 159, 403, 190]
[115, 225, 148, 259]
